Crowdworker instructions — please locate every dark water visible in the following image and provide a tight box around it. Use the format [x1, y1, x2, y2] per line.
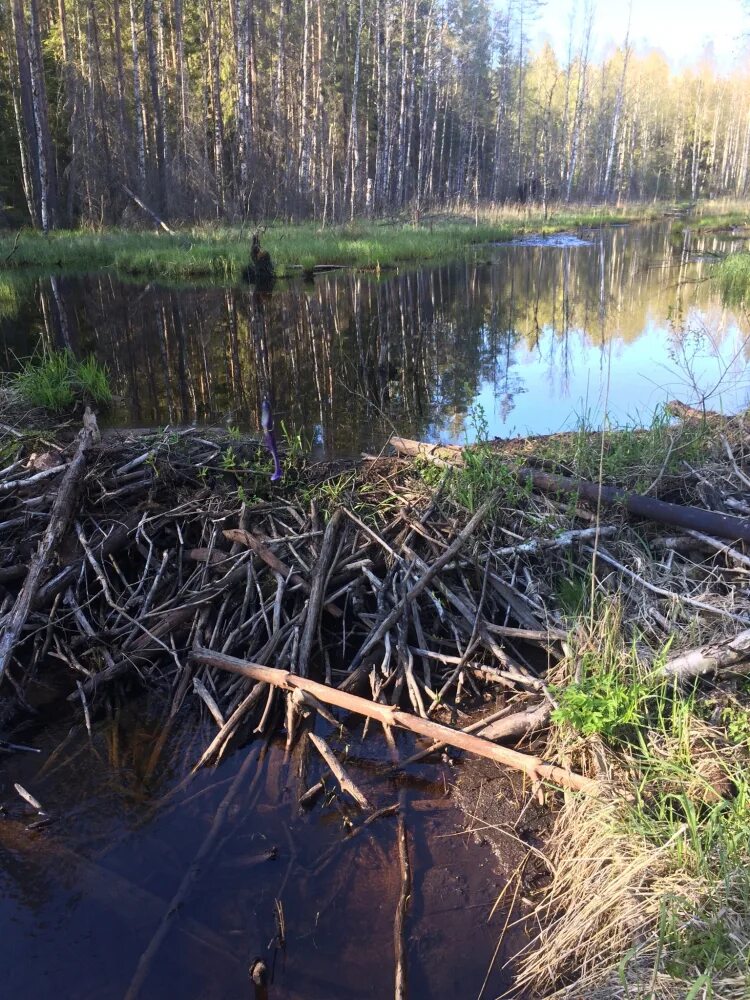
[1, 222, 748, 454]
[0, 698, 524, 999]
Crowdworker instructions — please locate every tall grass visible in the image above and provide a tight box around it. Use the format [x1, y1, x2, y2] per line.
[13, 349, 112, 411]
[0, 202, 681, 281]
[715, 251, 750, 304]
[517, 602, 750, 999]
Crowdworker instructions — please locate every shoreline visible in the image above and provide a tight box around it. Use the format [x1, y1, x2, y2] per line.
[0, 203, 678, 282]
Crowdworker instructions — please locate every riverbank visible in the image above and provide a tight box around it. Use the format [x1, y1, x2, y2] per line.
[0, 202, 676, 282]
[1, 401, 749, 995]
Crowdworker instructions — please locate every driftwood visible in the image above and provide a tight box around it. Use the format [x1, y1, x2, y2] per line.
[190, 648, 599, 795]
[394, 812, 411, 1000]
[660, 628, 750, 681]
[0, 412, 98, 683]
[389, 435, 750, 544]
[308, 731, 371, 808]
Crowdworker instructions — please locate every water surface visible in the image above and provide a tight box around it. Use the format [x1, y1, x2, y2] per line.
[0, 698, 523, 999]
[1, 222, 747, 452]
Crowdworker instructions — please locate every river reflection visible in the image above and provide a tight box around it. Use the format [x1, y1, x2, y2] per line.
[1, 222, 748, 453]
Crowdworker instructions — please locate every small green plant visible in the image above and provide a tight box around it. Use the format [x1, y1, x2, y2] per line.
[722, 705, 750, 747]
[280, 420, 308, 464]
[553, 664, 647, 737]
[220, 446, 237, 470]
[227, 424, 241, 440]
[12, 349, 112, 412]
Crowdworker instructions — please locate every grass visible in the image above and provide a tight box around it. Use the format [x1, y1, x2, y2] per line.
[413, 404, 715, 522]
[516, 601, 750, 999]
[0, 202, 679, 282]
[538, 406, 713, 489]
[11, 349, 112, 412]
[714, 251, 750, 304]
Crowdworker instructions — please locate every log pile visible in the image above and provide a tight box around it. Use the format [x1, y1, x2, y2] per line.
[1, 417, 749, 798]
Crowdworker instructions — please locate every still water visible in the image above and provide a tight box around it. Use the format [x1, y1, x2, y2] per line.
[1, 222, 748, 453]
[0, 697, 523, 999]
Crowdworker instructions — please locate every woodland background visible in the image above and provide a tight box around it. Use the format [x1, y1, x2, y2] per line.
[2, 0, 750, 229]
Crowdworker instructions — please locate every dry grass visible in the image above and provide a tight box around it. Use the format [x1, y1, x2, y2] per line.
[511, 605, 750, 999]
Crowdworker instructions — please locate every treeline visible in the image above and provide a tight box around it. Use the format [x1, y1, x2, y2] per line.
[1, 0, 749, 229]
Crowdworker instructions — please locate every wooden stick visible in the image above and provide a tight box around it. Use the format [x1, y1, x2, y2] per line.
[587, 545, 747, 623]
[297, 510, 344, 677]
[223, 528, 342, 618]
[191, 648, 599, 795]
[0, 411, 98, 683]
[308, 732, 371, 809]
[349, 494, 496, 673]
[394, 812, 411, 1000]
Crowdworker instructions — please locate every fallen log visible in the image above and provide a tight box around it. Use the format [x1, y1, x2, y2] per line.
[191, 648, 599, 796]
[389, 435, 750, 544]
[660, 628, 750, 681]
[0, 411, 98, 684]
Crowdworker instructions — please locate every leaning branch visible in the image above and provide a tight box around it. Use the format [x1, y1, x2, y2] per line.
[0, 411, 98, 683]
[191, 648, 599, 796]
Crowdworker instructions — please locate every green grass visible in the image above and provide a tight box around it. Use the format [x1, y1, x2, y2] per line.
[0, 203, 670, 281]
[530, 602, 750, 998]
[537, 405, 713, 489]
[415, 404, 714, 523]
[714, 251, 750, 304]
[13, 349, 112, 412]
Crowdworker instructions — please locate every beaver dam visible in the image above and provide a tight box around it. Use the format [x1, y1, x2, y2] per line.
[1, 401, 749, 998]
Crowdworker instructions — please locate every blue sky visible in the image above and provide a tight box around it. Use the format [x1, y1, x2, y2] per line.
[531, 0, 749, 70]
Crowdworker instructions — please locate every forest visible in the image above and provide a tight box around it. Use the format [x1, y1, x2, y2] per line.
[2, 0, 750, 229]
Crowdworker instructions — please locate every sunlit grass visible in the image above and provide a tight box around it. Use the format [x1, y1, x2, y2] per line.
[715, 251, 750, 303]
[0, 202, 687, 281]
[519, 601, 750, 998]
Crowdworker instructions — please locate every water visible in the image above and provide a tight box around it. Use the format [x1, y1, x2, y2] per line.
[0, 696, 524, 999]
[1, 222, 748, 454]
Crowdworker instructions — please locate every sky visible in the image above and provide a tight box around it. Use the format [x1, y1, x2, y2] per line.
[532, 0, 749, 71]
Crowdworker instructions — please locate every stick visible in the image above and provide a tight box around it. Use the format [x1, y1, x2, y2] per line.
[394, 812, 411, 1000]
[349, 494, 496, 673]
[308, 732, 371, 808]
[223, 528, 342, 617]
[297, 509, 344, 677]
[586, 545, 747, 623]
[0, 412, 98, 683]
[191, 648, 599, 795]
